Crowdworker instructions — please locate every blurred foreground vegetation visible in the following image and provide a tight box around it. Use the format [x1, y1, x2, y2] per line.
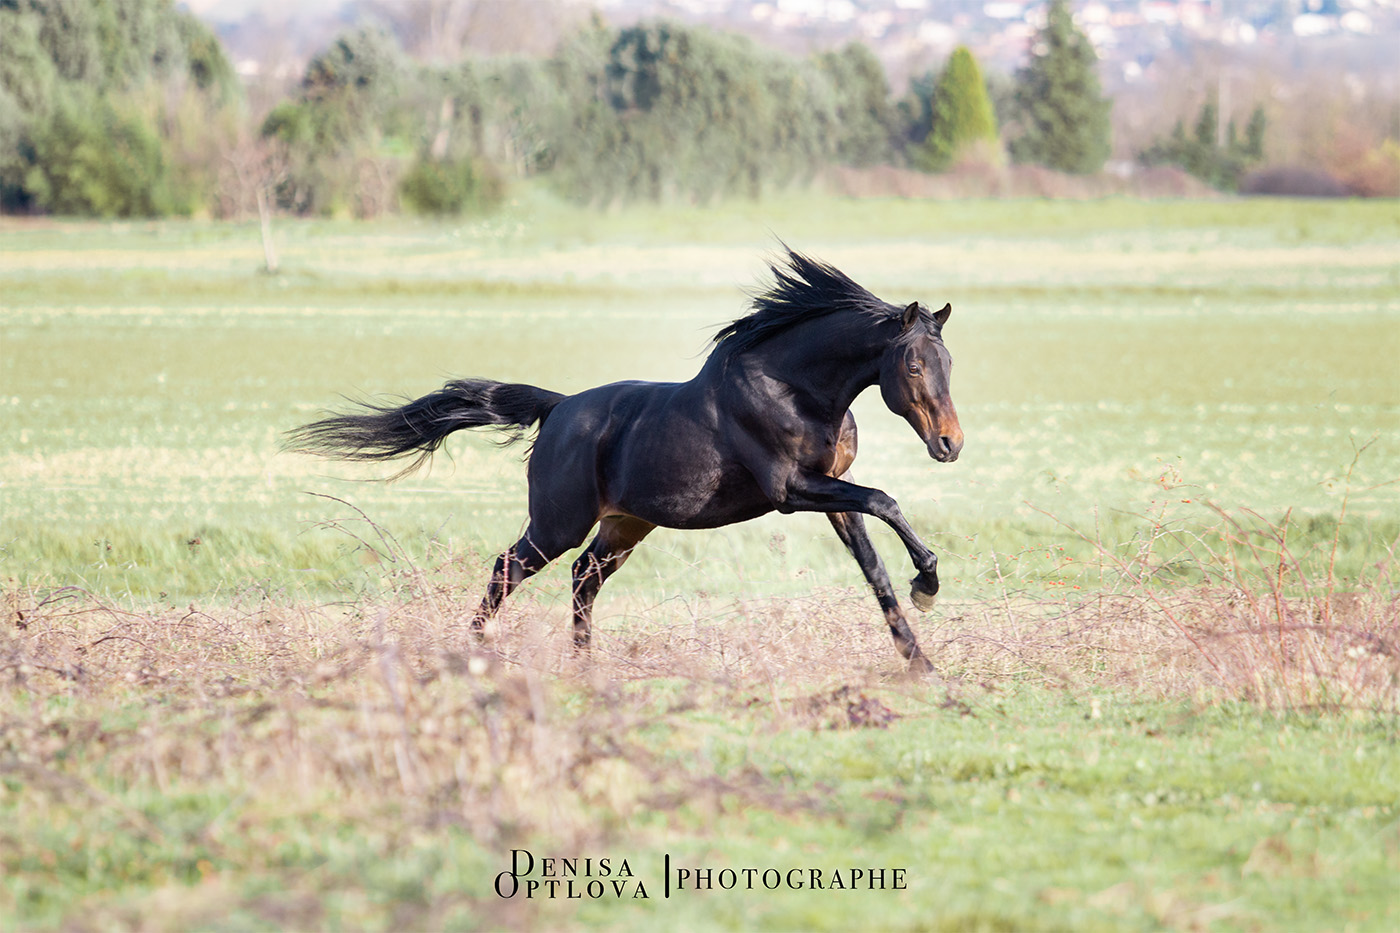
[2, 577, 1396, 931]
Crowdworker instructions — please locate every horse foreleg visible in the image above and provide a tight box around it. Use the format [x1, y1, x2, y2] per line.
[772, 472, 941, 610]
[828, 511, 934, 674]
[570, 516, 655, 649]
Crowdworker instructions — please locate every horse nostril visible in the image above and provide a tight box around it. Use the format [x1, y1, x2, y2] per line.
[939, 435, 961, 460]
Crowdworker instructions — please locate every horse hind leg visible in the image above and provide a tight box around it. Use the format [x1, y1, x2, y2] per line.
[571, 516, 655, 649]
[469, 527, 564, 640]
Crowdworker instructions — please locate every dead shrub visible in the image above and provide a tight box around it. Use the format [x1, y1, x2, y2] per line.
[1026, 448, 1399, 713]
[820, 163, 1217, 199]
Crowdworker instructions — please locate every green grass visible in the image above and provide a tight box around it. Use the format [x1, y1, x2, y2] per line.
[2, 190, 1398, 929]
[640, 693, 1398, 932]
[2, 189, 1400, 924]
[3, 192, 1397, 602]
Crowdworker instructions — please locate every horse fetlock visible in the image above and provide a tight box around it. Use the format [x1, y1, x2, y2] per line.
[467, 615, 494, 645]
[889, 628, 936, 675]
[909, 572, 939, 611]
[572, 620, 592, 648]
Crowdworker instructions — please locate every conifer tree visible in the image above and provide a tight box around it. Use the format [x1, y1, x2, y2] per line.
[1137, 97, 1267, 191]
[1242, 105, 1267, 161]
[915, 46, 998, 171]
[1009, 0, 1112, 174]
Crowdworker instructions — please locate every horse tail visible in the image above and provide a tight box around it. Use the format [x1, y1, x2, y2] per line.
[286, 379, 566, 478]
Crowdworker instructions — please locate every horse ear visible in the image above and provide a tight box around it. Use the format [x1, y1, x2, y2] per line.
[902, 302, 921, 331]
[933, 302, 951, 326]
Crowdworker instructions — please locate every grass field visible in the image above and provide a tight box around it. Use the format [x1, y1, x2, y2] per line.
[3, 192, 1397, 603]
[2, 191, 1399, 930]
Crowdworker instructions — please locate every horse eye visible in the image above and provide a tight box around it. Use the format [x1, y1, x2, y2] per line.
[907, 360, 922, 376]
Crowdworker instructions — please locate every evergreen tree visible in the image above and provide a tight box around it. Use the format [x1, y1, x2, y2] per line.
[914, 46, 998, 171]
[1009, 0, 1112, 174]
[1242, 105, 1267, 161]
[1138, 97, 1267, 191]
[897, 70, 936, 157]
[1193, 99, 1218, 149]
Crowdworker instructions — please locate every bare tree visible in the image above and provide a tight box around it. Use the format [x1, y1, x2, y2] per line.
[220, 132, 289, 274]
[364, 0, 588, 58]
[364, 0, 478, 62]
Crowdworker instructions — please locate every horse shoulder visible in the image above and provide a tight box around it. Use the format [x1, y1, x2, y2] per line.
[831, 410, 859, 477]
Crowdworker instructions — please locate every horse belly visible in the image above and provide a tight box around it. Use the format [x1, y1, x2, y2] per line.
[640, 465, 774, 529]
[607, 443, 774, 530]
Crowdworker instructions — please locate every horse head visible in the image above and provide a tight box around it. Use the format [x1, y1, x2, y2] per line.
[879, 301, 963, 463]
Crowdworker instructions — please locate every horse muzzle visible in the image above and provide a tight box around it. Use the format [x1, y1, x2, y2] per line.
[928, 433, 963, 463]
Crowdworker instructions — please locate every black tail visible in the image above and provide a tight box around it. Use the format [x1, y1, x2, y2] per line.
[286, 379, 566, 478]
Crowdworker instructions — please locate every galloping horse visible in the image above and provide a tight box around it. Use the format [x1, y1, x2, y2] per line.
[288, 248, 963, 671]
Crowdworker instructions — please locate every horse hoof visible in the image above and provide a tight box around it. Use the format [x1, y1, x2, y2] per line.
[910, 576, 938, 611]
[908, 653, 935, 675]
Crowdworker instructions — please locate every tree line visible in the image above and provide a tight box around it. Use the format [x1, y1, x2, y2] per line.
[0, 0, 238, 216]
[1, 0, 1275, 219]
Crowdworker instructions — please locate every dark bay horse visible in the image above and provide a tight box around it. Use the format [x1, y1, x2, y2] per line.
[288, 249, 963, 671]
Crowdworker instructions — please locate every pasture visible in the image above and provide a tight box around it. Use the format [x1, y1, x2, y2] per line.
[2, 193, 1398, 930]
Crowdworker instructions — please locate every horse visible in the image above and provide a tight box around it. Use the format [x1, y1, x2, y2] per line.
[287, 248, 963, 671]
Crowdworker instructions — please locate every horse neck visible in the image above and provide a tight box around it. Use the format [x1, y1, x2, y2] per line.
[735, 312, 894, 418]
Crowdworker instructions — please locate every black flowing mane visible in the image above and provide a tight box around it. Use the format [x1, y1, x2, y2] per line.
[710, 248, 901, 360]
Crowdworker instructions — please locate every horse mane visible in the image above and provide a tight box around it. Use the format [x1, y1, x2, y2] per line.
[710, 247, 900, 360]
